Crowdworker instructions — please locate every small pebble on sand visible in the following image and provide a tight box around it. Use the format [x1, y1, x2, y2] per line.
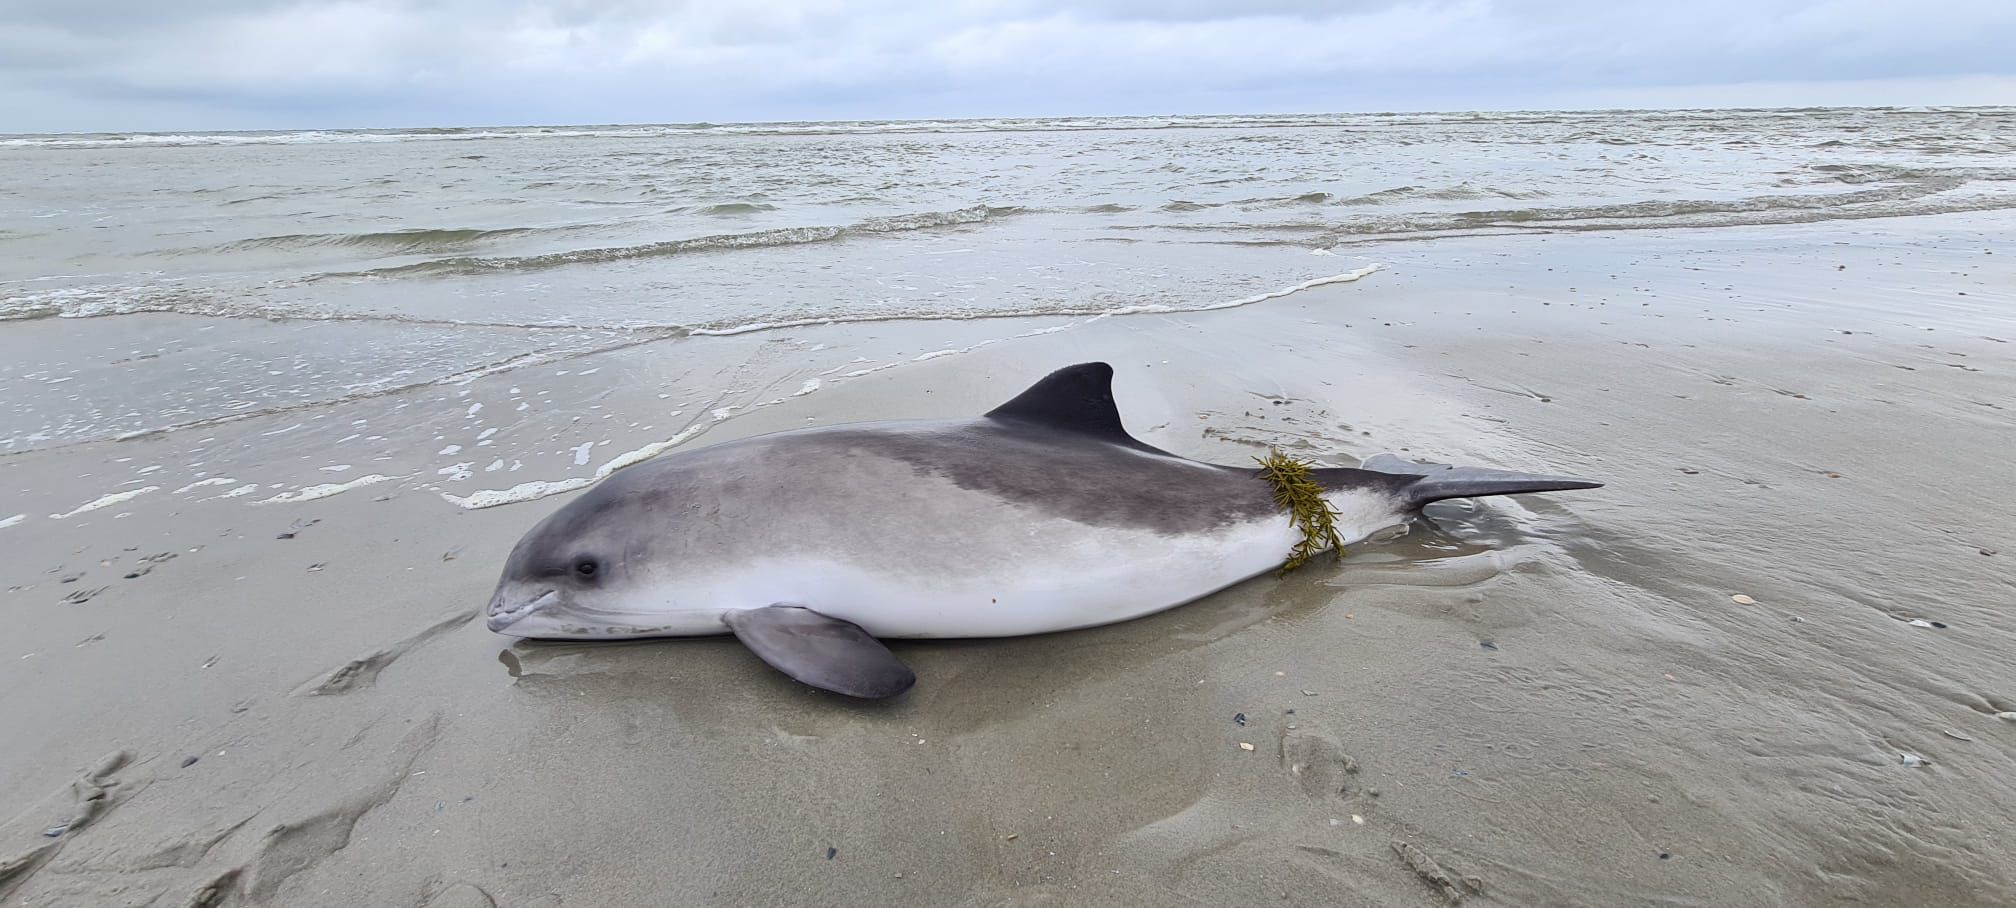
[1731, 594, 1756, 605]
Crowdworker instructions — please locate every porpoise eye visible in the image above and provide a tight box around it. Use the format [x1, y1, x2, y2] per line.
[574, 559, 599, 579]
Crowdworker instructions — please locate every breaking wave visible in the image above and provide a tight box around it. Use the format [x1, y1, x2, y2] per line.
[1108, 166, 2016, 243]
[310, 205, 1022, 280]
[216, 226, 546, 254]
[0, 261, 1384, 338]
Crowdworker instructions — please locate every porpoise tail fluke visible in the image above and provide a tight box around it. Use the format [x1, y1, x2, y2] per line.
[1350, 453, 1603, 509]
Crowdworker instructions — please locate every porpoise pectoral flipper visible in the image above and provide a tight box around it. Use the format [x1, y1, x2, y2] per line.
[723, 605, 918, 699]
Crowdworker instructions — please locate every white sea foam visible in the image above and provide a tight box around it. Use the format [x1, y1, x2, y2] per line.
[1092, 265, 1383, 319]
[441, 424, 711, 509]
[439, 477, 593, 510]
[173, 477, 237, 494]
[252, 474, 400, 505]
[51, 487, 159, 519]
[674, 264, 1384, 339]
[0, 514, 24, 529]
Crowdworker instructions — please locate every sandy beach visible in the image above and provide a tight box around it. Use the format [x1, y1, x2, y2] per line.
[3, 207, 2012, 905]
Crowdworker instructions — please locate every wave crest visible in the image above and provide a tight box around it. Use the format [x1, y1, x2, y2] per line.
[314, 205, 1022, 280]
[217, 227, 540, 255]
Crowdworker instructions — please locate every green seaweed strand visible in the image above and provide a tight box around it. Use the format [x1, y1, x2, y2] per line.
[1256, 449, 1346, 575]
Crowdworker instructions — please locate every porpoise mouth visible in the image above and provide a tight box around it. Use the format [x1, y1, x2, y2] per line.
[487, 589, 559, 633]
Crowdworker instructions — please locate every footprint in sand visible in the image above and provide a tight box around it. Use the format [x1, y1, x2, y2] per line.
[123, 552, 177, 580]
[180, 714, 444, 906]
[61, 586, 109, 604]
[0, 750, 133, 899]
[1279, 731, 1359, 801]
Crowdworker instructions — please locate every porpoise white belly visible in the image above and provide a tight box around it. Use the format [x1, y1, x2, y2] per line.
[673, 487, 1402, 639]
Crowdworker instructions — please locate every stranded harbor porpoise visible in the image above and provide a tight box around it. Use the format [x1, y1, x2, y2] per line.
[485, 362, 1601, 697]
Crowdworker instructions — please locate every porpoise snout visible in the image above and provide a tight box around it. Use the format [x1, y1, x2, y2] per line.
[486, 588, 558, 633]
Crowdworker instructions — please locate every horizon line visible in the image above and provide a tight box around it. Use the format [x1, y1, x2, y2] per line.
[6, 102, 2011, 138]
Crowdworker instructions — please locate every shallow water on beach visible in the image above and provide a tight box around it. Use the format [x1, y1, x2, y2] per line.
[9, 108, 2016, 330]
[6, 107, 2016, 511]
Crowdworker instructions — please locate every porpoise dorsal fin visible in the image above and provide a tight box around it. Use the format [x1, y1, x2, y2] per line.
[985, 362, 1159, 451]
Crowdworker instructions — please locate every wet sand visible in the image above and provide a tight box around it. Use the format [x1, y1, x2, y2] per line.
[4, 214, 2015, 906]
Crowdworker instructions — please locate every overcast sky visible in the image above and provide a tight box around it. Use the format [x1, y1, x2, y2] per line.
[3, 0, 2013, 132]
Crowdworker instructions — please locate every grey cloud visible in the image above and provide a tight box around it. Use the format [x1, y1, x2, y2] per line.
[1, 0, 2013, 132]
[4, 0, 288, 34]
[1019, 0, 1408, 22]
